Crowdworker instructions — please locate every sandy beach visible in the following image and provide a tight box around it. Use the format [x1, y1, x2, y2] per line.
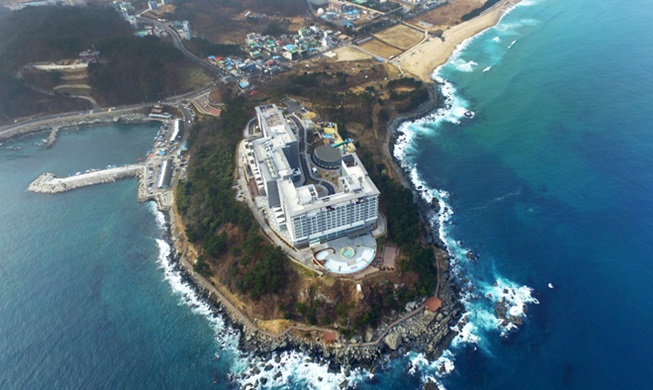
[399, 0, 520, 82]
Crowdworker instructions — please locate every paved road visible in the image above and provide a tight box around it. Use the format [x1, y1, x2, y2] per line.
[136, 16, 221, 77]
[0, 82, 215, 141]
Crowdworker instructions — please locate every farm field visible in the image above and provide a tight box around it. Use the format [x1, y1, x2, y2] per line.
[373, 24, 424, 51]
[359, 38, 403, 59]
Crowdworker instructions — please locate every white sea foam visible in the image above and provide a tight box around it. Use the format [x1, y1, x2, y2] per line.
[451, 58, 479, 72]
[394, 83, 470, 169]
[518, 0, 541, 6]
[146, 203, 370, 388]
[405, 350, 456, 389]
[237, 350, 368, 389]
[431, 0, 530, 79]
[393, 27, 540, 373]
[393, 79, 471, 166]
[482, 278, 539, 326]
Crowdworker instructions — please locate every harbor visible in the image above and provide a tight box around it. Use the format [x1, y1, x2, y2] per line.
[26, 114, 189, 211]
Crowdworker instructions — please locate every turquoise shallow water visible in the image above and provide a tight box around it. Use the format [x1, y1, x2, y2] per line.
[2, 0, 653, 387]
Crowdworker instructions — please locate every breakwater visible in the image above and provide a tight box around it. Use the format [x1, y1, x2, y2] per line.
[28, 164, 144, 194]
[0, 112, 149, 143]
[43, 127, 60, 149]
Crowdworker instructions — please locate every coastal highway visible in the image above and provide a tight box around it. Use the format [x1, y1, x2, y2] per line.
[0, 83, 215, 141]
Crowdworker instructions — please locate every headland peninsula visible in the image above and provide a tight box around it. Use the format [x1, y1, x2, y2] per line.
[1, 0, 522, 383]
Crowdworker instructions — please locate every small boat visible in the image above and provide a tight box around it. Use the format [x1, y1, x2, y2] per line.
[464, 110, 475, 119]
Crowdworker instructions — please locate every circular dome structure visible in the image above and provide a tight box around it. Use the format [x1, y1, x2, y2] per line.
[313, 145, 342, 169]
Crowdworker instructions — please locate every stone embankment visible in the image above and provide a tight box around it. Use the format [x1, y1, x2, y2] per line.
[43, 127, 60, 149]
[28, 165, 143, 194]
[0, 112, 149, 143]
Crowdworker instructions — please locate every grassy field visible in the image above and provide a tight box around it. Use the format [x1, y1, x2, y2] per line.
[373, 24, 424, 51]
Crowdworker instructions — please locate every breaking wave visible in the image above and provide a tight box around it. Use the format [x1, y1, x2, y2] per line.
[451, 58, 479, 72]
[146, 202, 369, 388]
[393, 7, 542, 377]
[142, 0, 546, 384]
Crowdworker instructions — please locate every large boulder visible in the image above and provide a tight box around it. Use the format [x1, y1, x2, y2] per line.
[365, 328, 374, 343]
[384, 332, 402, 350]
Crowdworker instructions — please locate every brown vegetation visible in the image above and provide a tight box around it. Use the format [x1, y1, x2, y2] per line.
[166, 0, 308, 44]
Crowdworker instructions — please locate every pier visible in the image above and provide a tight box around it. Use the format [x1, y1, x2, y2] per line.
[28, 164, 145, 194]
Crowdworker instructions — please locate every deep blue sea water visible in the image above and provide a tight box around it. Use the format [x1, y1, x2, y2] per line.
[0, 124, 240, 388]
[2, 0, 652, 388]
[394, 0, 653, 387]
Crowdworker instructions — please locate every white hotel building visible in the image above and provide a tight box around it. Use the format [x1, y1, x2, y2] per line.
[244, 104, 379, 248]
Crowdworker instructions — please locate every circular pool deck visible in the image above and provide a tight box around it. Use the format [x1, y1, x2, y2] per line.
[314, 234, 376, 274]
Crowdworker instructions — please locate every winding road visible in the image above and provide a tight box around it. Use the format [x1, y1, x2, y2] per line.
[136, 16, 221, 77]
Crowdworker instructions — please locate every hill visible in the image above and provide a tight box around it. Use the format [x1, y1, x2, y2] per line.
[0, 5, 211, 123]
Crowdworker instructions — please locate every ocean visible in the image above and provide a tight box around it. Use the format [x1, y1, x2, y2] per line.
[394, 0, 653, 387]
[1, 0, 652, 388]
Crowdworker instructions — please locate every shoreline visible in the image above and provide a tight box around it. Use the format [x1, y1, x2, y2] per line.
[0, 111, 151, 144]
[150, 81, 465, 379]
[400, 0, 522, 82]
[146, 1, 524, 376]
[14, 1, 520, 379]
[156, 186, 464, 371]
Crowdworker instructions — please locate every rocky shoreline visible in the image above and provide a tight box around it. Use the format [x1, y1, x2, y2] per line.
[162, 208, 463, 374]
[17, 82, 464, 381]
[151, 80, 465, 382]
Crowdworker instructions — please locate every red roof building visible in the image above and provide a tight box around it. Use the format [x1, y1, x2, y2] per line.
[323, 331, 338, 343]
[425, 296, 442, 312]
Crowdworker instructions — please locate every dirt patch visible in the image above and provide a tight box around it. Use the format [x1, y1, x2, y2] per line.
[258, 319, 294, 334]
[208, 88, 222, 105]
[331, 46, 373, 62]
[373, 24, 424, 51]
[408, 0, 485, 31]
[359, 38, 403, 59]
